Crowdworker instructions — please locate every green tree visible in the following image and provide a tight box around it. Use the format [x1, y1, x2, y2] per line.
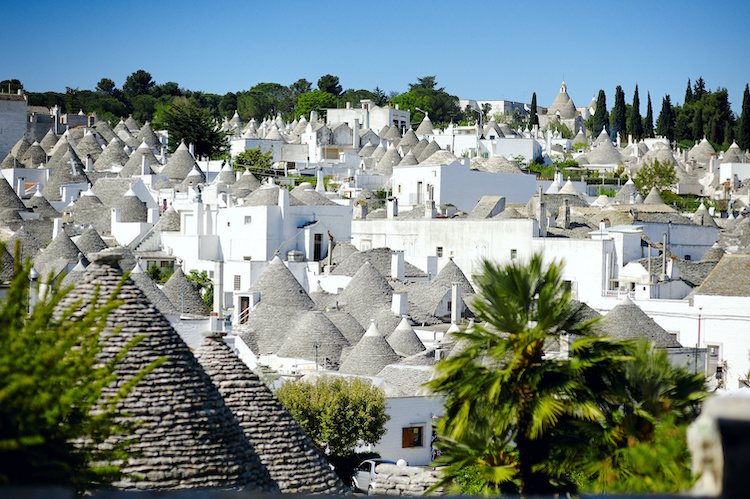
[96, 78, 116, 95]
[739, 84, 750, 150]
[155, 101, 228, 158]
[656, 95, 676, 142]
[644, 92, 655, 138]
[391, 82, 460, 126]
[150, 81, 182, 99]
[529, 92, 538, 127]
[276, 376, 389, 457]
[219, 91, 238, 118]
[428, 254, 628, 495]
[628, 85, 644, 140]
[0, 243, 150, 491]
[593, 90, 609, 136]
[409, 75, 441, 91]
[131, 94, 157, 123]
[317, 74, 342, 97]
[294, 90, 337, 120]
[0, 79, 23, 94]
[372, 86, 388, 106]
[684, 78, 694, 105]
[238, 82, 293, 121]
[234, 147, 273, 172]
[427, 254, 705, 496]
[610, 85, 627, 141]
[123, 69, 155, 97]
[634, 158, 677, 193]
[692, 107, 704, 140]
[693, 77, 706, 101]
[186, 270, 213, 311]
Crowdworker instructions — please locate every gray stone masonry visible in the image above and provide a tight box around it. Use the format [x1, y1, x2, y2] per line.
[371, 464, 444, 496]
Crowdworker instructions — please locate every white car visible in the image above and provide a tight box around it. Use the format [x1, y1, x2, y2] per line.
[351, 459, 396, 494]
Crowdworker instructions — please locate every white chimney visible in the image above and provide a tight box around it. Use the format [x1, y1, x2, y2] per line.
[85, 154, 93, 172]
[391, 251, 405, 281]
[387, 197, 398, 219]
[451, 282, 463, 323]
[52, 218, 63, 238]
[141, 152, 150, 175]
[391, 291, 408, 316]
[189, 143, 195, 156]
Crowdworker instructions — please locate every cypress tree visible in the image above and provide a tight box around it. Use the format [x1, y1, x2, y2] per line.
[629, 85, 644, 140]
[693, 77, 706, 102]
[644, 92, 654, 138]
[739, 84, 750, 151]
[684, 79, 693, 105]
[593, 90, 609, 136]
[656, 95, 675, 142]
[530, 92, 538, 126]
[692, 107, 703, 141]
[610, 86, 627, 141]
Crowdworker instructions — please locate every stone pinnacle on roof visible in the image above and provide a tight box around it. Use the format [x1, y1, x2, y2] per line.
[54, 252, 278, 491]
[196, 333, 348, 494]
[162, 264, 211, 316]
[338, 319, 401, 376]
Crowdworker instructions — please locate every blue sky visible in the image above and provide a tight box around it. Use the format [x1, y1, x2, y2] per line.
[3, 0, 749, 114]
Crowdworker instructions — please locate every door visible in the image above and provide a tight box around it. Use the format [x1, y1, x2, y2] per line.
[314, 233, 323, 261]
[239, 296, 250, 324]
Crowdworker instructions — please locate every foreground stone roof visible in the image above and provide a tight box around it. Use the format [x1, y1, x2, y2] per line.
[196, 333, 349, 495]
[55, 251, 278, 491]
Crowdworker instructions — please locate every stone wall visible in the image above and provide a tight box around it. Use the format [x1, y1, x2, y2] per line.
[0, 94, 27, 159]
[371, 464, 444, 496]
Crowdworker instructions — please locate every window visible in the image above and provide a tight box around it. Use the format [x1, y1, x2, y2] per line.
[511, 249, 517, 259]
[708, 344, 720, 377]
[684, 254, 691, 261]
[244, 216, 252, 224]
[402, 426, 424, 448]
[436, 247, 443, 257]
[227, 222, 231, 227]
[234, 275, 241, 291]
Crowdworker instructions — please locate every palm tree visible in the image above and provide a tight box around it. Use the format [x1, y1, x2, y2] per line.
[428, 254, 628, 495]
[427, 254, 705, 496]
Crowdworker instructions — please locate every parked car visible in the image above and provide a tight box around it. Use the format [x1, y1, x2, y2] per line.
[351, 458, 396, 494]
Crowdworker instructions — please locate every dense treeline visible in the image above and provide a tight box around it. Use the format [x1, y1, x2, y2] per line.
[10, 70, 460, 128]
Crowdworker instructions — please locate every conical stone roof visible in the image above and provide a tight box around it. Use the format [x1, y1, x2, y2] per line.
[121, 142, 161, 177]
[339, 320, 401, 376]
[73, 132, 104, 162]
[10, 135, 31, 159]
[1, 153, 21, 169]
[162, 265, 210, 316]
[20, 141, 47, 168]
[33, 229, 80, 277]
[387, 317, 425, 356]
[39, 129, 59, 154]
[7, 225, 44, 263]
[161, 142, 199, 181]
[124, 115, 140, 133]
[276, 310, 350, 365]
[397, 150, 419, 167]
[410, 138, 429, 159]
[128, 261, 180, 316]
[136, 122, 161, 152]
[153, 205, 181, 232]
[415, 115, 434, 136]
[55, 252, 278, 491]
[94, 138, 130, 171]
[599, 296, 680, 347]
[116, 188, 148, 222]
[196, 333, 347, 494]
[92, 120, 117, 143]
[232, 170, 262, 193]
[417, 140, 441, 162]
[644, 187, 666, 205]
[73, 225, 108, 256]
[42, 148, 90, 202]
[25, 190, 59, 219]
[339, 261, 396, 330]
[323, 309, 366, 345]
[0, 177, 26, 210]
[688, 138, 716, 166]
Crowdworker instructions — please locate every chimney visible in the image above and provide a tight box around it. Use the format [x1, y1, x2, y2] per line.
[391, 291, 408, 316]
[85, 154, 93, 172]
[346, 101, 351, 109]
[536, 186, 547, 237]
[354, 201, 368, 220]
[316, 169, 325, 194]
[451, 282, 463, 323]
[391, 251, 405, 281]
[213, 261, 224, 318]
[141, 152, 150, 175]
[189, 143, 195, 156]
[425, 199, 436, 219]
[52, 218, 63, 238]
[562, 198, 570, 229]
[352, 118, 359, 149]
[16, 177, 25, 197]
[662, 232, 668, 278]
[387, 197, 398, 219]
[666, 256, 679, 280]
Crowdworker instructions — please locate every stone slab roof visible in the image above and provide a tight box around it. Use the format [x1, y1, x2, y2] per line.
[55, 251, 278, 491]
[196, 333, 348, 494]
